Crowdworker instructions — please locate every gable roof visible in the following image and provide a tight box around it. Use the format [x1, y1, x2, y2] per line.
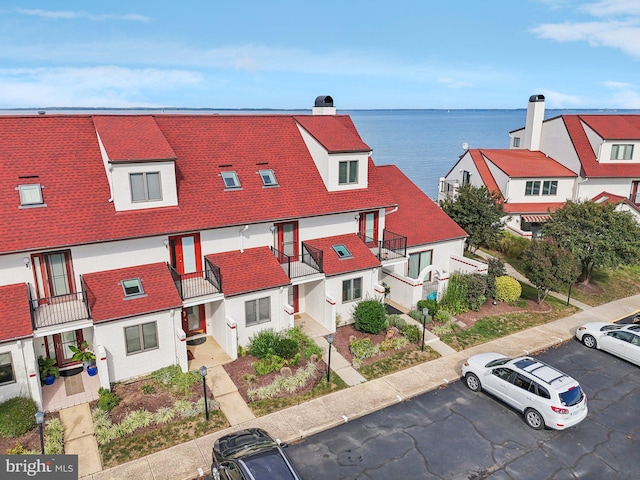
[304, 234, 380, 276]
[83, 262, 182, 323]
[373, 165, 467, 246]
[0, 283, 33, 341]
[502, 202, 565, 215]
[0, 114, 395, 255]
[205, 247, 290, 297]
[480, 149, 576, 178]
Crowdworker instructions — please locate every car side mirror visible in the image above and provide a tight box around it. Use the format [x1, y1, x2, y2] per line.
[210, 465, 221, 480]
[276, 438, 289, 448]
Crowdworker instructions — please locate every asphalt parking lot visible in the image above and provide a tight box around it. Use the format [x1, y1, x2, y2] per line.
[287, 339, 640, 479]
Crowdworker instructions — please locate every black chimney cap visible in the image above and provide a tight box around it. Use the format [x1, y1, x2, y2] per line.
[529, 94, 545, 102]
[314, 95, 334, 107]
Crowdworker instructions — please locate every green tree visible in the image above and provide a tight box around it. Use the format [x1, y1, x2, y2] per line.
[521, 238, 580, 303]
[543, 201, 640, 284]
[440, 184, 506, 252]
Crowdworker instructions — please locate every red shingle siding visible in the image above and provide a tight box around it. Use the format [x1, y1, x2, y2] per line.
[0, 283, 33, 341]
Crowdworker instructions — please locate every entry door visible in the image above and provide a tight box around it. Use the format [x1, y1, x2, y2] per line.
[359, 211, 378, 246]
[182, 305, 206, 336]
[275, 222, 298, 262]
[32, 250, 75, 303]
[169, 233, 202, 276]
[288, 285, 299, 313]
[45, 331, 84, 367]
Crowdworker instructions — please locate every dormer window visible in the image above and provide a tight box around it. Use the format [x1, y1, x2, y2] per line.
[611, 144, 634, 160]
[130, 172, 162, 202]
[259, 169, 278, 187]
[339, 160, 358, 185]
[18, 184, 44, 207]
[332, 244, 353, 259]
[221, 171, 241, 189]
[122, 278, 144, 297]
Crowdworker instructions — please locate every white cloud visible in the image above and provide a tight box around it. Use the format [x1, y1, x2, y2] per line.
[580, 0, 640, 16]
[437, 77, 474, 89]
[15, 8, 150, 22]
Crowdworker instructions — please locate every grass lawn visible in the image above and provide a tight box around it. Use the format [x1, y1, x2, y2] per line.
[358, 347, 440, 381]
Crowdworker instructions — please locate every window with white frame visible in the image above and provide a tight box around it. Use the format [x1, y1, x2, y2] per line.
[0, 352, 15, 385]
[18, 184, 44, 206]
[332, 244, 353, 259]
[525, 181, 541, 196]
[130, 172, 162, 202]
[610, 144, 634, 160]
[221, 171, 241, 189]
[338, 160, 358, 184]
[245, 297, 271, 326]
[258, 169, 278, 187]
[124, 322, 158, 354]
[408, 250, 433, 279]
[122, 278, 144, 297]
[542, 180, 558, 195]
[342, 277, 362, 303]
[513, 137, 521, 148]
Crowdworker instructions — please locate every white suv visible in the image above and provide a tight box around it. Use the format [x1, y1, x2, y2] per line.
[461, 353, 588, 430]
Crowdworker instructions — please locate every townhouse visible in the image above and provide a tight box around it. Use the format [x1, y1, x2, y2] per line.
[0, 96, 475, 410]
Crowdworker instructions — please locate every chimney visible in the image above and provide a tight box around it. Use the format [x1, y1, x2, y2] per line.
[524, 94, 545, 151]
[312, 95, 336, 115]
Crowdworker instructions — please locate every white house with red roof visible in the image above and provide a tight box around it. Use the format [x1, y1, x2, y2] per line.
[439, 94, 640, 237]
[0, 96, 474, 409]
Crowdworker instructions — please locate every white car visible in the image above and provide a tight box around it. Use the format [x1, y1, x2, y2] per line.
[461, 353, 588, 430]
[575, 322, 640, 367]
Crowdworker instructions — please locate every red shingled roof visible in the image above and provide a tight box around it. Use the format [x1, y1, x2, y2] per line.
[502, 202, 565, 214]
[83, 263, 182, 323]
[480, 149, 575, 178]
[0, 114, 395, 254]
[304, 234, 380, 276]
[579, 115, 640, 140]
[205, 247, 290, 297]
[374, 165, 467, 246]
[0, 283, 33, 341]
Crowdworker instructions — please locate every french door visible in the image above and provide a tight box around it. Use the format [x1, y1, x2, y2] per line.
[32, 250, 75, 303]
[169, 233, 202, 276]
[359, 211, 378, 247]
[44, 330, 84, 367]
[275, 221, 298, 262]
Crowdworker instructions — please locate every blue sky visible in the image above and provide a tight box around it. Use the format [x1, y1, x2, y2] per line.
[1, 0, 639, 109]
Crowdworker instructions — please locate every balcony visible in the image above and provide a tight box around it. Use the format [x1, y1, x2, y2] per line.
[358, 229, 407, 261]
[167, 258, 221, 300]
[438, 179, 459, 202]
[272, 243, 324, 279]
[30, 288, 91, 329]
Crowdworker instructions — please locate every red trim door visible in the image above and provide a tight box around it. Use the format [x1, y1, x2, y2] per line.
[32, 250, 75, 304]
[288, 285, 299, 313]
[359, 211, 379, 247]
[632, 181, 640, 204]
[181, 305, 206, 336]
[169, 233, 202, 276]
[275, 222, 298, 262]
[45, 330, 84, 367]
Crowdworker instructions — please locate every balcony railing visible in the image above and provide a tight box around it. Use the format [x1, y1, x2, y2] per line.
[272, 243, 324, 279]
[29, 284, 91, 329]
[358, 229, 407, 261]
[167, 258, 221, 300]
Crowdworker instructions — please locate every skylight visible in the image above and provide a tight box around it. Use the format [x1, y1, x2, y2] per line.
[122, 278, 144, 297]
[258, 169, 278, 187]
[18, 184, 44, 207]
[221, 171, 241, 189]
[332, 244, 352, 258]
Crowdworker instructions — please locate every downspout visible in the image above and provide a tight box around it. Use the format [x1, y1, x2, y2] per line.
[239, 225, 249, 253]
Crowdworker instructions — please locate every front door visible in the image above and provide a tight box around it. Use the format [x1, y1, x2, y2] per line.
[45, 330, 84, 367]
[182, 305, 206, 336]
[169, 233, 202, 276]
[275, 222, 298, 262]
[359, 211, 378, 247]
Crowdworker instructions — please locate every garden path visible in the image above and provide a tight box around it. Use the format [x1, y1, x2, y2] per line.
[59, 403, 102, 477]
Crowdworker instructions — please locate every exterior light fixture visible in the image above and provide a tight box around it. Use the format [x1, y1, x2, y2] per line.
[199, 366, 209, 421]
[326, 334, 334, 383]
[421, 308, 429, 352]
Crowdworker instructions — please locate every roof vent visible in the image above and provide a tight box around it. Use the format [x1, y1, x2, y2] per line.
[312, 95, 336, 115]
[314, 95, 333, 107]
[528, 94, 545, 103]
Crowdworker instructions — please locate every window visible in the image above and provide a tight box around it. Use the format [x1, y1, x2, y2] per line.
[18, 184, 44, 206]
[491, 367, 513, 381]
[513, 374, 533, 391]
[130, 172, 162, 202]
[338, 160, 358, 184]
[525, 181, 540, 196]
[124, 322, 158, 354]
[332, 244, 352, 259]
[245, 297, 271, 326]
[258, 169, 278, 186]
[342, 277, 362, 303]
[513, 137, 521, 148]
[462, 170, 471, 185]
[611, 144, 634, 160]
[0, 353, 15, 385]
[122, 278, 144, 297]
[408, 250, 433, 279]
[542, 180, 558, 195]
[221, 171, 241, 189]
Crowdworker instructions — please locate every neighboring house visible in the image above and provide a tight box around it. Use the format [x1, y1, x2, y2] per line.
[0, 96, 478, 409]
[439, 94, 640, 237]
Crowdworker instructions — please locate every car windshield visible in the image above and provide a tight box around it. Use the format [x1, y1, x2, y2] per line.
[559, 386, 583, 407]
[242, 448, 297, 480]
[485, 357, 510, 368]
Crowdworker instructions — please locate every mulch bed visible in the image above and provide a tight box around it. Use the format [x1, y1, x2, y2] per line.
[0, 411, 60, 454]
[453, 298, 552, 328]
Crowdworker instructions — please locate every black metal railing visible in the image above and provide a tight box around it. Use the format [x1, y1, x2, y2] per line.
[29, 287, 91, 329]
[167, 260, 221, 300]
[272, 244, 323, 279]
[358, 229, 407, 261]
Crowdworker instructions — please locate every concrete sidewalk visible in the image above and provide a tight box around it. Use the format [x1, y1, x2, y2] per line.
[85, 293, 640, 480]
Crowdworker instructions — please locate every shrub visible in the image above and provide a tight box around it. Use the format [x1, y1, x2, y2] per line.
[44, 418, 64, 455]
[349, 338, 379, 359]
[440, 274, 469, 315]
[150, 365, 201, 397]
[407, 309, 423, 321]
[432, 320, 459, 336]
[353, 299, 388, 334]
[434, 310, 453, 323]
[465, 274, 487, 311]
[286, 326, 322, 359]
[248, 329, 282, 359]
[7, 443, 37, 454]
[274, 338, 298, 359]
[0, 397, 37, 438]
[494, 276, 522, 302]
[97, 387, 120, 412]
[401, 324, 422, 344]
[141, 384, 155, 395]
[253, 354, 286, 376]
[417, 299, 439, 317]
[247, 362, 318, 401]
[387, 314, 406, 330]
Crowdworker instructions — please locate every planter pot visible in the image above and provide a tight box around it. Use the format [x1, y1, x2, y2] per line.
[43, 375, 55, 385]
[86, 365, 98, 377]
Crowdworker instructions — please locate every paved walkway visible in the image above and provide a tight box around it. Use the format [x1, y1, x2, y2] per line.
[59, 404, 102, 478]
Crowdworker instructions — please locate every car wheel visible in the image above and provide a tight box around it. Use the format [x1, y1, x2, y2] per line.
[524, 408, 545, 430]
[582, 334, 597, 349]
[465, 373, 481, 392]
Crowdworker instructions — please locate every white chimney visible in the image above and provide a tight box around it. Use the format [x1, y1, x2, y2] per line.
[524, 94, 545, 151]
[312, 95, 336, 115]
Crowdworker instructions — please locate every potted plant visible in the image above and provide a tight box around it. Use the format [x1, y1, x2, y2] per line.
[69, 341, 96, 369]
[86, 364, 98, 377]
[38, 356, 59, 385]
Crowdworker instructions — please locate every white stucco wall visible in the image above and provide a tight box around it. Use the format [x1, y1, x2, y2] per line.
[110, 161, 178, 212]
[538, 118, 583, 175]
[325, 269, 379, 324]
[504, 178, 575, 203]
[576, 178, 633, 201]
[0, 339, 39, 406]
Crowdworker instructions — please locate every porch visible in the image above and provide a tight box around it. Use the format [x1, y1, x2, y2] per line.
[186, 336, 232, 371]
[42, 369, 101, 412]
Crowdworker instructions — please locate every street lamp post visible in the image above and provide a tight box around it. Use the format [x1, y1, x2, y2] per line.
[199, 366, 209, 421]
[421, 307, 429, 352]
[326, 334, 334, 383]
[35, 411, 45, 454]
